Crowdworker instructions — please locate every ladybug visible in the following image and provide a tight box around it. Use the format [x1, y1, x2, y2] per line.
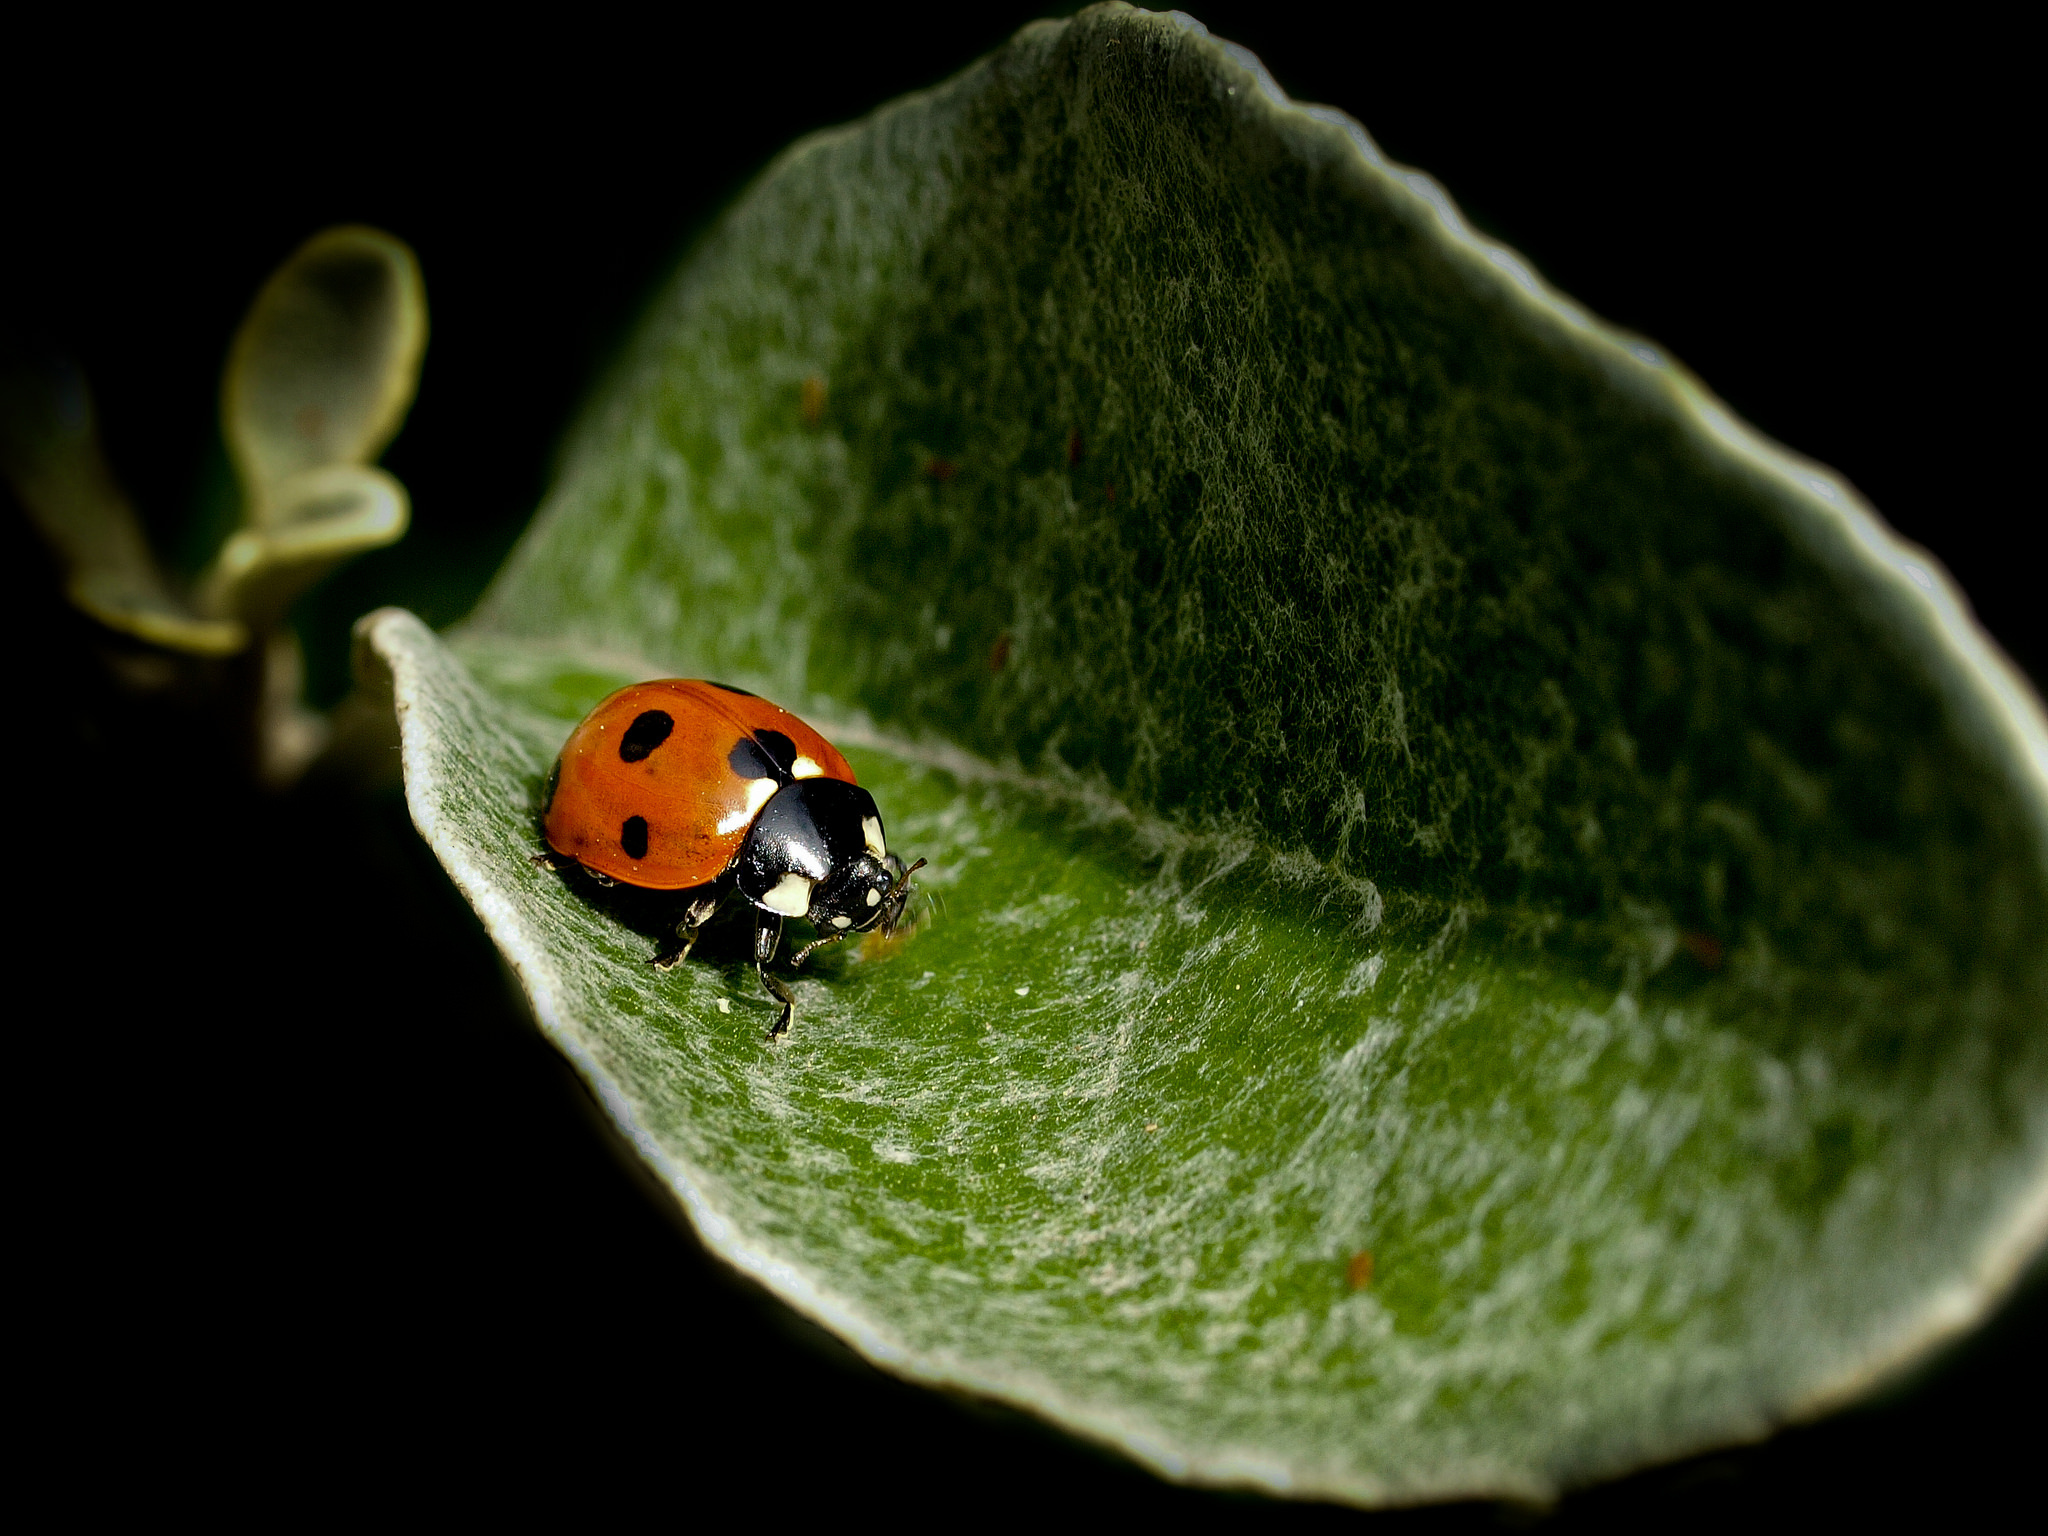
[536, 679, 922, 1038]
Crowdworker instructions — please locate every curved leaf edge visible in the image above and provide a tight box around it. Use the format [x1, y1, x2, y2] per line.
[1024, 6, 2048, 1431]
[1160, 7, 2048, 859]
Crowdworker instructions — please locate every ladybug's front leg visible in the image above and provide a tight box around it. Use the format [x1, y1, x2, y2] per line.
[754, 913, 796, 1039]
[789, 929, 847, 969]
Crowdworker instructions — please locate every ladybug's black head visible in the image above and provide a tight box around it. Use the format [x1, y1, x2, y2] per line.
[810, 849, 907, 934]
[736, 778, 918, 935]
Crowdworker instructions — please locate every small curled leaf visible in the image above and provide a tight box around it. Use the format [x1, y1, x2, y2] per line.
[222, 224, 427, 514]
[0, 355, 246, 655]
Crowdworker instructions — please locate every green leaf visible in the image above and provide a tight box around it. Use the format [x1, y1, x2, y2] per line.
[364, 6, 2048, 1504]
[221, 224, 426, 508]
[202, 225, 425, 633]
[0, 356, 246, 655]
[0, 225, 424, 661]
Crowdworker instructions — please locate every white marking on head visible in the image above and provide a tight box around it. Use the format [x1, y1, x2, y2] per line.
[831, 914, 853, 929]
[792, 755, 824, 779]
[862, 816, 886, 858]
[716, 777, 781, 835]
[865, 887, 882, 907]
[761, 873, 814, 916]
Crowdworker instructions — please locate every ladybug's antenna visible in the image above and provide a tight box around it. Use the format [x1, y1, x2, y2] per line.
[880, 857, 927, 937]
[887, 858, 927, 899]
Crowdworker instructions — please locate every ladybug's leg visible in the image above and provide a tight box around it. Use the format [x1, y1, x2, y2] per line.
[532, 849, 613, 887]
[651, 890, 723, 971]
[789, 930, 847, 969]
[754, 913, 796, 1039]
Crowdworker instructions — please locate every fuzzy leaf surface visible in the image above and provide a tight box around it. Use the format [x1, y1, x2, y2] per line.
[372, 6, 2048, 1504]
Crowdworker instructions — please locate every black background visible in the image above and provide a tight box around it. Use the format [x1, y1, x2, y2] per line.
[6, 3, 2039, 1521]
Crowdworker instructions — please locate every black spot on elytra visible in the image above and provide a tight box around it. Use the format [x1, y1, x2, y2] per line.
[707, 680, 756, 697]
[540, 758, 561, 816]
[728, 729, 798, 781]
[620, 815, 650, 860]
[728, 737, 777, 780]
[619, 710, 674, 763]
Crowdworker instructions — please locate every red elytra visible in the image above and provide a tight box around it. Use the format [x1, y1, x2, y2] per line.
[541, 679, 856, 889]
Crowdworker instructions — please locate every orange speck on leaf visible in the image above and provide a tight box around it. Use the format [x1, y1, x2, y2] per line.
[924, 457, 957, 482]
[800, 374, 828, 427]
[1680, 931, 1724, 970]
[1104, 482, 1116, 503]
[988, 633, 1013, 671]
[859, 921, 914, 961]
[1346, 1250, 1375, 1290]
